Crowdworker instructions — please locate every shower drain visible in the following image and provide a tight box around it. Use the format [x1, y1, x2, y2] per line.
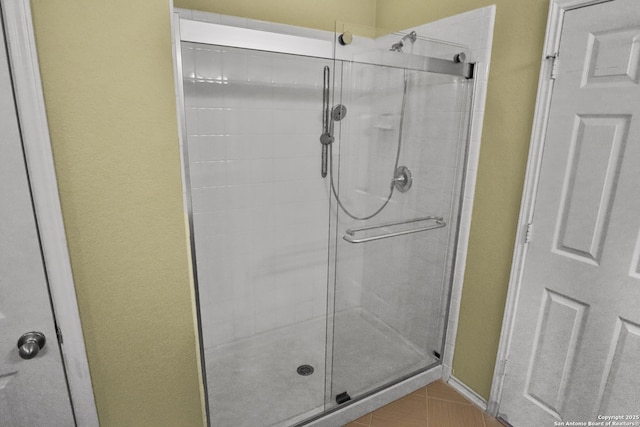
[296, 364, 314, 376]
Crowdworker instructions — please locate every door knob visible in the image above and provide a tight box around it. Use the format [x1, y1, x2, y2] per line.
[17, 332, 46, 360]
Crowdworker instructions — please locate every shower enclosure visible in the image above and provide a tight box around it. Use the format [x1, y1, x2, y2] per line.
[174, 11, 475, 426]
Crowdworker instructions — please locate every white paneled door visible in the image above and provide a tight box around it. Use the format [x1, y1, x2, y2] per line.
[499, 0, 640, 425]
[0, 13, 76, 427]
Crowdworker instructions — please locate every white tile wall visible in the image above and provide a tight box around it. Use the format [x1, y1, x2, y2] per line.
[183, 43, 343, 349]
[357, 65, 470, 355]
[330, 7, 494, 366]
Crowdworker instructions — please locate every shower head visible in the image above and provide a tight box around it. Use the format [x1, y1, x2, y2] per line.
[390, 41, 404, 52]
[389, 31, 417, 52]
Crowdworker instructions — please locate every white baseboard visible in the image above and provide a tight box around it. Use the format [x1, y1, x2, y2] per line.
[447, 376, 488, 411]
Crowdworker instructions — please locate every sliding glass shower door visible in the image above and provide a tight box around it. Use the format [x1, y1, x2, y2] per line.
[181, 43, 336, 426]
[328, 38, 473, 406]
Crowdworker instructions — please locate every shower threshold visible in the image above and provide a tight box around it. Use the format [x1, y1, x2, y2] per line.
[205, 308, 435, 427]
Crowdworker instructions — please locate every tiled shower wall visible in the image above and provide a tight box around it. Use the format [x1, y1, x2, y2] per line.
[330, 61, 404, 316]
[330, 49, 470, 356]
[358, 71, 470, 356]
[335, 9, 494, 368]
[182, 44, 344, 349]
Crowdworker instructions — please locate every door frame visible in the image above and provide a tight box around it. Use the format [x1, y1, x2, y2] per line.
[1, 1, 99, 425]
[487, 0, 615, 417]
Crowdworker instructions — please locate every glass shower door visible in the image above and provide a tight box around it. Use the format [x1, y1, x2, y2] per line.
[327, 33, 474, 405]
[181, 42, 337, 426]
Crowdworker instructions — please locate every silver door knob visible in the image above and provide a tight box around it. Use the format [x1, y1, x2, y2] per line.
[17, 332, 46, 360]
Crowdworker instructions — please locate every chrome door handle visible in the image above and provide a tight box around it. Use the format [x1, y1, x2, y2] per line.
[17, 331, 46, 360]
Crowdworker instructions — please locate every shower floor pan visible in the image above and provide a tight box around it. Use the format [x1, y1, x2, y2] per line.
[205, 308, 435, 427]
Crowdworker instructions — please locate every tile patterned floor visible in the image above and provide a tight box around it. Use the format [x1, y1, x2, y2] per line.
[343, 380, 504, 427]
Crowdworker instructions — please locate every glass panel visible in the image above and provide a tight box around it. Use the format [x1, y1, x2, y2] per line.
[328, 25, 473, 406]
[181, 42, 333, 426]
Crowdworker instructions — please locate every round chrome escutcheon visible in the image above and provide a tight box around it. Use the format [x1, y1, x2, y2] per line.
[393, 165, 412, 193]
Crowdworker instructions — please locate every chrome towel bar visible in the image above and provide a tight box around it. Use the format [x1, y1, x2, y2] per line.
[343, 216, 446, 244]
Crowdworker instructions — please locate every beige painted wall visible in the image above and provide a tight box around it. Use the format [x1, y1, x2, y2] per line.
[376, 0, 550, 399]
[175, 0, 377, 32]
[30, 1, 203, 425]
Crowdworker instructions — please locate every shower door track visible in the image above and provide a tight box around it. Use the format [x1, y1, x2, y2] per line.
[178, 19, 475, 79]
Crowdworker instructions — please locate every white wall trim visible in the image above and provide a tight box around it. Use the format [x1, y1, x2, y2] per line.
[0, 1, 99, 425]
[487, 0, 614, 417]
[448, 376, 488, 411]
[440, 4, 496, 383]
